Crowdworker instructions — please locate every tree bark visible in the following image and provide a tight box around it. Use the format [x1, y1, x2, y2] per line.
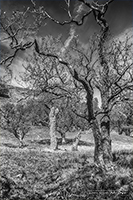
[99, 92, 113, 170]
[49, 107, 59, 150]
[92, 119, 104, 167]
[100, 115, 113, 169]
[92, 118, 114, 171]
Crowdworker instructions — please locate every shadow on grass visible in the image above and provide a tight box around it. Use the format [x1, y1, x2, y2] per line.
[78, 140, 94, 146]
[37, 138, 94, 146]
[2, 143, 28, 148]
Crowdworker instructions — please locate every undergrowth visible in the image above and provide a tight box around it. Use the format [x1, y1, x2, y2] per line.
[0, 148, 133, 200]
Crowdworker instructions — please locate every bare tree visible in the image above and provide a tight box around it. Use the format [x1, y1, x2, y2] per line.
[33, 28, 132, 171]
[47, 0, 133, 170]
[0, 102, 31, 147]
[1, 0, 132, 170]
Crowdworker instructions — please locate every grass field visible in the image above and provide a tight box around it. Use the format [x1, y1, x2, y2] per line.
[0, 126, 133, 151]
[0, 127, 133, 200]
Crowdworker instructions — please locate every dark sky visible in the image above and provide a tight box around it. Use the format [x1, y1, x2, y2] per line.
[0, 0, 133, 43]
[0, 0, 132, 96]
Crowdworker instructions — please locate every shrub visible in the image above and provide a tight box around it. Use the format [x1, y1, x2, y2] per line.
[0, 148, 133, 200]
[112, 150, 133, 168]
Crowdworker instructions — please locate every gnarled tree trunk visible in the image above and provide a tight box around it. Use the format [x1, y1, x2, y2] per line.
[92, 2, 114, 170]
[92, 119, 104, 168]
[100, 115, 113, 169]
[92, 117, 113, 171]
[57, 128, 66, 144]
[72, 130, 82, 151]
[49, 106, 59, 150]
[61, 131, 66, 144]
[16, 129, 24, 148]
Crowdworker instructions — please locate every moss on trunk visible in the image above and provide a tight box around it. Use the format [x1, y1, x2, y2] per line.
[49, 107, 59, 150]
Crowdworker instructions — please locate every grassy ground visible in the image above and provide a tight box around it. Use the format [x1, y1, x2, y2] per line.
[0, 127, 133, 200]
[0, 126, 133, 152]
